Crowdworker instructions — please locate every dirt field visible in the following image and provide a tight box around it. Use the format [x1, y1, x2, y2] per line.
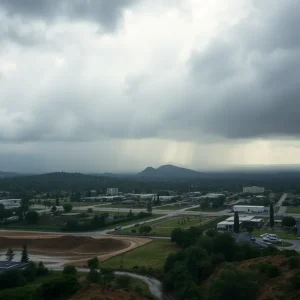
[0, 230, 151, 267]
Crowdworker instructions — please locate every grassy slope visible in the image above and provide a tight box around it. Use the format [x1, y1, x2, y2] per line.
[102, 239, 178, 269]
[287, 207, 300, 213]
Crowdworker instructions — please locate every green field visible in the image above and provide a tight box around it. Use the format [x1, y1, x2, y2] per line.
[120, 216, 214, 236]
[186, 206, 224, 212]
[104, 214, 163, 230]
[154, 204, 190, 210]
[95, 204, 146, 209]
[150, 216, 213, 235]
[102, 239, 178, 270]
[287, 207, 300, 214]
[252, 229, 297, 240]
[0, 213, 163, 233]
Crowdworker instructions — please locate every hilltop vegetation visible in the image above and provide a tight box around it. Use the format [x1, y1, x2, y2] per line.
[163, 227, 300, 300]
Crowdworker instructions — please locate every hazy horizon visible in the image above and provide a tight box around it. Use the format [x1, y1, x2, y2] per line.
[3, 162, 300, 175]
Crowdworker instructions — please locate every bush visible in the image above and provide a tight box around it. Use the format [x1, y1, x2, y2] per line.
[134, 285, 143, 294]
[282, 249, 299, 257]
[288, 256, 300, 269]
[0, 286, 37, 300]
[39, 275, 80, 300]
[116, 275, 131, 288]
[88, 257, 100, 270]
[208, 266, 258, 300]
[291, 272, 300, 290]
[0, 269, 26, 290]
[37, 261, 49, 276]
[63, 203, 73, 213]
[25, 211, 39, 225]
[131, 229, 136, 233]
[87, 270, 100, 283]
[139, 225, 152, 235]
[282, 216, 296, 227]
[63, 265, 77, 276]
[23, 262, 38, 281]
[87, 208, 93, 213]
[266, 264, 280, 278]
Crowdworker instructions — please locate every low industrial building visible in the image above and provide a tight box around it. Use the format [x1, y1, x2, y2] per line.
[200, 193, 224, 199]
[106, 188, 119, 196]
[233, 205, 265, 213]
[243, 186, 265, 194]
[217, 220, 242, 232]
[0, 199, 21, 209]
[217, 215, 264, 232]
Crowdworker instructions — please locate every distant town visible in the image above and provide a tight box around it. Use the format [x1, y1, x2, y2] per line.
[1, 167, 300, 299]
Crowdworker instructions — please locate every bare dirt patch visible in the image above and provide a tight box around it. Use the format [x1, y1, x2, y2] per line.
[70, 284, 147, 300]
[0, 231, 151, 267]
[0, 236, 129, 254]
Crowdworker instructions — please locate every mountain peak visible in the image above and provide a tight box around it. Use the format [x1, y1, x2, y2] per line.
[137, 164, 203, 179]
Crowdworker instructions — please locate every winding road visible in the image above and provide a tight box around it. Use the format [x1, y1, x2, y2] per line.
[48, 266, 163, 299]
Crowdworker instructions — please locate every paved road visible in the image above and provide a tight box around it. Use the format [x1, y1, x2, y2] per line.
[115, 271, 163, 299]
[276, 193, 287, 214]
[48, 266, 163, 299]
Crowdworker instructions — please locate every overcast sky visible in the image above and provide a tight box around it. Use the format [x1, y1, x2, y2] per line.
[1, 0, 300, 173]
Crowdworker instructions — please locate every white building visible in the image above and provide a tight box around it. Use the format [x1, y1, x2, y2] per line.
[217, 215, 263, 232]
[0, 199, 22, 209]
[106, 188, 119, 196]
[217, 220, 242, 232]
[199, 193, 224, 199]
[243, 186, 265, 194]
[233, 205, 265, 213]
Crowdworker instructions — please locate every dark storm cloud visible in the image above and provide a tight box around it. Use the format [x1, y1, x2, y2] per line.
[185, 0, 300, 139]
[0, 0, 135, 30]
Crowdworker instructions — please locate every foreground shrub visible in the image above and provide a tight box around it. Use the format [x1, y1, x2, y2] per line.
[0, 286, 36, 300]
[288, 256, 300, 269]
[39, 275, 80, 300]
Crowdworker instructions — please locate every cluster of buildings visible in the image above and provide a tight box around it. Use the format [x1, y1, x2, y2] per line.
[0, 199, 21, 209]
[106, 188, 119, 196]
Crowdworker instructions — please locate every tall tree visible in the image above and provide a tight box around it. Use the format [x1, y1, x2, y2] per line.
[21, 244, 29, 263]
[147, 200, 152, 214]
[0, 204, 6, 221]
[156, 193, 161, 206]
[270, 202, 274, 229]
[6, 248, 15, 262]
[55, 194, 60, 206]
[234, 212, 240, 233]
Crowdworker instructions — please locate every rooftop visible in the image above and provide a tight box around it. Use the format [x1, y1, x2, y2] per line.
[0, 261, 28, 270]
[226, 215, 257, 222]
[218, 221, 242, 225]
[233, 205, 264, 208]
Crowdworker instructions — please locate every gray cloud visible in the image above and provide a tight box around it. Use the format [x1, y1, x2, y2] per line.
[1, 0, 300, 144]
[178, 0, 300, 139]
[0, 0, 135, 31]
